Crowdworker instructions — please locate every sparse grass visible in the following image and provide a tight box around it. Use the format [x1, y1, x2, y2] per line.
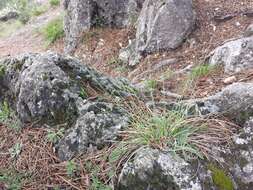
[145, 79, 158, 91]
[31, 5, 47, 16]
[42, 17, 64, 44]
[0, 20, 23, 38]
[46, 128, 65, 143]
[9, 143, 22, 158]
[0, 169, 29, 190]
[66, 160, 77, 177]
[0, 101, 21, 131]
[49, 0, 60, 7]
[180, 64, 218, 95]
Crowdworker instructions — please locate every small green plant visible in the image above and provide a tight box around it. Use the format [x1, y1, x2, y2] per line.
[79, 87, 88, 99]
[42, 17, 64, 44]
[46, 128, 65, 143]
[0, 169, 27, 190]
[208, 164, 234, 190]
[31, 5, 47, 16]
[189, 64, 216, 80]
[66, 160, 77, 177]
[49, 0, 60, 6]
[145, 79, 158, 91]
[0, 101, 20, 131]
[0, 65, 6, 77]
[107, 57, 123, 66]
[9, 143, 22, 158]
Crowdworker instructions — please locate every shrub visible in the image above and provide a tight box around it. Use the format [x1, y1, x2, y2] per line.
[49, 0, 60, 6]
[42, 17, 64, 44]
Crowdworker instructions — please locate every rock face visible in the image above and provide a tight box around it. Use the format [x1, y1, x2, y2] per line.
[118, 148, 201, 190]
[0, 52, 135, 159]
[135, 0, 196, 54]
[193, 82, 253, 123]
[209, 36, 253, 73]
[57, 101, 128, 160]
[64, 0, 144, 54]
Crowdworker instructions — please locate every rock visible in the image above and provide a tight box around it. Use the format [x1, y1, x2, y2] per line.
[0, 52, 136, 126]
[135, 0, 196, 54]
[193, 82, 253, 123]
[119, 39, 142, 66]
[64, 0, 144, 54]
[244, 23, 253, 37]
[208, 36, 253, 73]
[223, 76, 236, 84]
[118, 148, 201, 190]
[57, 101, 129, 160]
[0, 10, 19, 22]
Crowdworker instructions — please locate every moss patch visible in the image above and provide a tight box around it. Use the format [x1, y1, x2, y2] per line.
[208, 164, 234, 190]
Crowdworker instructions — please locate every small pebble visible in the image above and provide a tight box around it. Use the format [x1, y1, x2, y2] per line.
[223, 76, 236, 84]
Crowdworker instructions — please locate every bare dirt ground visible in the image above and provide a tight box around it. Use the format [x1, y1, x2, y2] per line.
[0, 6, 61, 57]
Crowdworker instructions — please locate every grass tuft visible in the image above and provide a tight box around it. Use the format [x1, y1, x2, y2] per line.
[49, 0, 60, 7]
[42, 17, 64, 44]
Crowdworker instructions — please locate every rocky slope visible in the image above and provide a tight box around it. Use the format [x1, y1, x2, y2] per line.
[0, 0, 253, 189]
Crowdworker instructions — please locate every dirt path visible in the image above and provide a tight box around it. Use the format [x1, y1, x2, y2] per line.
[0, 6, 61, 57]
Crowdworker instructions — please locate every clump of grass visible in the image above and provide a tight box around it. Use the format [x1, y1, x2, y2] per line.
[31, 5, 47, 16]
[181, 64, 218, 95]
[0, 169, 26, 190]
[0, 101, 21, 131]
[46, 128, 65, 143]
[0, 20, 23, 38]
[42, 17, 64, 44]
[49, 0, 60, 7]
[66, 160, 77, 177]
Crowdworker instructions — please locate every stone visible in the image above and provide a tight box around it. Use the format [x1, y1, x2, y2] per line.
[118, 148, 201, 190]
[135, 0, 196, 54]
[244, 23, 253, 37]
[223, 76, 236, 84]
[0, 10, 19, 22]
[192, 82, 253, 124]
[208, 36, 253, 73]
[64, 0, 144, 54]
[57, 101, 129, 160]
[0, 52, 136, 126]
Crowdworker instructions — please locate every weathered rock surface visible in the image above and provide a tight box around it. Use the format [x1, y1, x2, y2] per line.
[64, 0, 144, 54]
[0, 52, 135, 126]
[209, 36, 253, 73]
[135, 0, 196, 54]
[118, 148, 201, 190]
[57, 101, 128, 160]
[191, 82, 253, 123]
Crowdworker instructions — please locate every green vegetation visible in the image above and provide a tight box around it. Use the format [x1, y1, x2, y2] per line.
[9, 143, 22, 158]
[145, 79, 158, 91]
[66, 160, 77, 177]
[42, 17, 64, 44]
[0, 65, 6, 77]
[0, 169, 28, 190]
[0, 101, 20, 131]
[79, 87, 88, 99]
[31, 5, 47, 16]
[208, 164, 234, 190]
[107, 57, 123, 66]
[125, 108, 203, 159]
[0, 20, 23, 38]
[50, 0, 60, 7]
[46, 128, 65, 143]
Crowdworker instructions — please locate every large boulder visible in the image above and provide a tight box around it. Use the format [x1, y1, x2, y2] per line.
[57, 101, 129, 160]
[64, 0, 144, 54]
[0, 52, 135, 126]
[118, 148, 201, 190]
[208, 36, 253, 73]
[135, 0, 196, 54]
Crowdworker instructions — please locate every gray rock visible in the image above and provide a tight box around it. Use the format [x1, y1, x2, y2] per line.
[208, 36, 253, 73]
[135, 0, 196, 54]
[119, 39, 142, 66]
[0, 10, 19, 22]
[244, 23, 253, 37]
[64, 0, 144, 54]
[57, 101, 129, 160]
[189, 82, 253, 124]
[0, 52, 136, 126]
[118, 148, 201, 190]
